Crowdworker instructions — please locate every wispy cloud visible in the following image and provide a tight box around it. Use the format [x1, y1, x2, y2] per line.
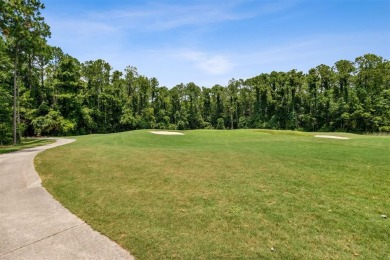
[49, 19, 118, 38]
[179, 50, 234, 75]
[89, 1, 253, 31]
[43, 0, 389, 88]
[83, 0, 302, 32]
[258, 0, 302, 14]
[45, 0, 303, 54]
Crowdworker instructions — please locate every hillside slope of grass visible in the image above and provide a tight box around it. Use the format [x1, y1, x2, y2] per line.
[35, 130, 390, 259]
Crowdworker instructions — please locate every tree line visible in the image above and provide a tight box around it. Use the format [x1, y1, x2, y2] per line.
[1, 1, 389, 145]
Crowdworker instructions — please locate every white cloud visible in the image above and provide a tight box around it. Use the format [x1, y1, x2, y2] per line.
[198, 56, 234, 75]
[178, 50, 234, 75]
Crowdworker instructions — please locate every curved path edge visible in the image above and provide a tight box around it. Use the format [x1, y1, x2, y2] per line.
[0, 138, 134, 260]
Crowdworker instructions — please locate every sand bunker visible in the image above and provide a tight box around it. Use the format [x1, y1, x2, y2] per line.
[315, 135, 350, 140]
[149, 131, 184, 135]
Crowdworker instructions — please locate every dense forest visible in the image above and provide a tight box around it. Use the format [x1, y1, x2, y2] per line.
[1, 1, 389, 145]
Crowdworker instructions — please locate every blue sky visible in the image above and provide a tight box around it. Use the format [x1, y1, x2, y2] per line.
[42, 0, 390, 88]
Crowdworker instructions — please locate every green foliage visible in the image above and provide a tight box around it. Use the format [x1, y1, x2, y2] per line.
[238, 116, 248, 129]
[32, 110, 75, 136]
[177, 120, 187, 130]
[1, 50, 389, 138]
[120, 107, 137, 130]
[0, 0, 50, 144]
[379, 126, 390, 133]
[0, 123, 12, 145]
[216, 117, 225, 129]
[0, 83, 12, 145]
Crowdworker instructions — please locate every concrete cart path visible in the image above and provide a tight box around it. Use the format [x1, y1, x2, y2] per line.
[0, 139, 134, 260]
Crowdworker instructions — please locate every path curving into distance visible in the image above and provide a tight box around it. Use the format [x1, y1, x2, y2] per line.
[0, 139, 133, 260]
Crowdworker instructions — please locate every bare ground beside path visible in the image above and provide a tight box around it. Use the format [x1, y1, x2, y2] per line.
[0, 139, 134, 260]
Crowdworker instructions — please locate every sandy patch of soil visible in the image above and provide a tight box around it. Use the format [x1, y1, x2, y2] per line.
[149, 131, 184, 135]
[315, 135, 350, 140]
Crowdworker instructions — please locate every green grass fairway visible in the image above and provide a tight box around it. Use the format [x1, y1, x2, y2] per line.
[0, 138, 54, 154]
[35, 130, 390, 259]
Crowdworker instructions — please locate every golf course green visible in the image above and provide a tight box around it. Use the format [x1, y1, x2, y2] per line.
[35, 130, 390, 259]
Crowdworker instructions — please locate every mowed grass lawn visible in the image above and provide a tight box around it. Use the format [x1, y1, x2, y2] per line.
[0, 138, 54, 154]
[35, 130, 390, 259]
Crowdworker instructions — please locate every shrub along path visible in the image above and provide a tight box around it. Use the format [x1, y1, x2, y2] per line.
[0, 139, 133, 260]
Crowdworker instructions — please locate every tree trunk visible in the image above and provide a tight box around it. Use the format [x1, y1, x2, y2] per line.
[41, 61, 44, 93]
[230, 107, 234, 130]
[235, 106, 239, 128]
[17, 82, 21, 142]
[13, 50, 18, 145]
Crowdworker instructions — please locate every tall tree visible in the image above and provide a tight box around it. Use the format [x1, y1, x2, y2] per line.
[226, 79, 239, 129]
[186, 82, 203, 129]
[0, 0, 50, 144]
[0, 36, 12, 144]
[211, 84, 225, 128]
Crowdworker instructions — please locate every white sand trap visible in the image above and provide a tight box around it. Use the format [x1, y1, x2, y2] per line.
[315, 135, 350, 140]
[149, 131, 184, 135]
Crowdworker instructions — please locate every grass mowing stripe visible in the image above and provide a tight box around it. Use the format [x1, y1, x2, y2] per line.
[35, 130, 390, 259]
